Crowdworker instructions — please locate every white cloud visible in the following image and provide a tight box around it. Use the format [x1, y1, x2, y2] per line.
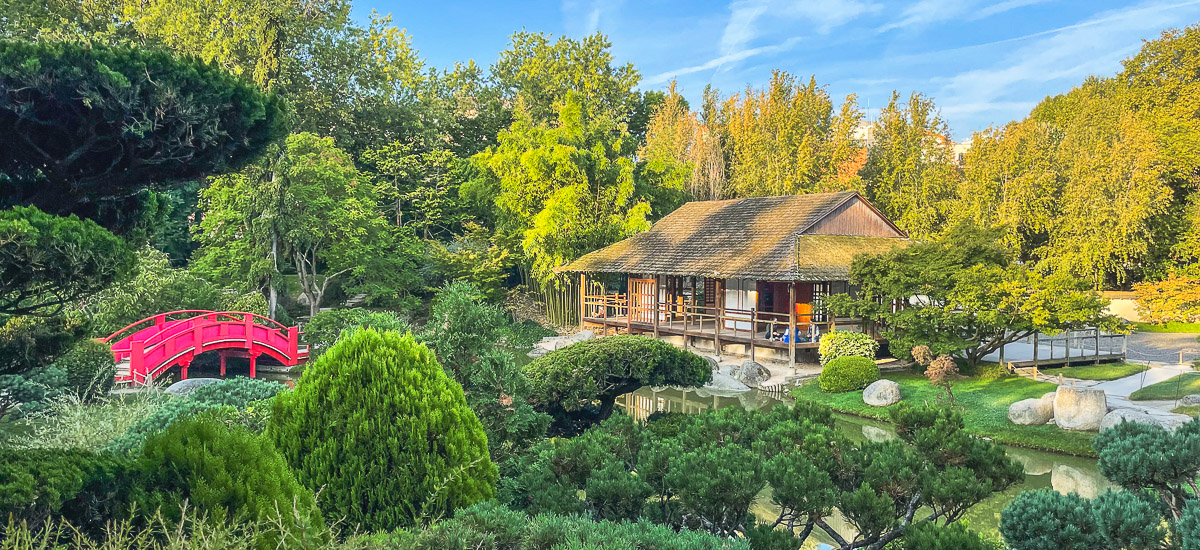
[935, 0, 1200, 129]
[647, 36, 804, 85]
[879, 0, 1052, 33]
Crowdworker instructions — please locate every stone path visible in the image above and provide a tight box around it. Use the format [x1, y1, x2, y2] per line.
[1054, 364, 1195, 427]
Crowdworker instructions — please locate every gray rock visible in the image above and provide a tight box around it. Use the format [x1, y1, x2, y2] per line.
[1009, 397, 1054, 426]
[1100, 408, 1159, 431]
[1181, 394, 1200, 406]
[862, 379, 901, 407]
[1052, 464, 1101, 499]
[702, 370, 750, 395]
[861, 425, 898, 443]
[1054, 387, 1107, 431]
[730, 360, 771, 388]
[165, 377, 221, 396]
[702, 355, 720, 371]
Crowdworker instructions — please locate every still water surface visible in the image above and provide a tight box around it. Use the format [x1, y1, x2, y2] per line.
[617, 386, 1111, 547]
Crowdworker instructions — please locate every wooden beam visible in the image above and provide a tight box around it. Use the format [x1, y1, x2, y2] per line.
[626, 275, 633, 335]
[653, 275, 660, 339]
[713, 279, 723, 358]
[788, 282, 796, 373]
[579, 272, 586, 331]
[750, 308, 757, 363]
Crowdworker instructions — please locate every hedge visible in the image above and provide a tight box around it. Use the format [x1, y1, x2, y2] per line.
[817, 356, 880, 393]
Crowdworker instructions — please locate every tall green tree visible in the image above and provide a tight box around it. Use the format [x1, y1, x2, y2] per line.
[492, 31, 639, 126]
[193, 133, 397, 317]
[0, 40, 285, 233]
[468, 93, 651, 283]
[638, 80, 727, 203]
[859, 91, 959, 238]
[721, 71, 863, 197]
[829, 222, 1121, 366]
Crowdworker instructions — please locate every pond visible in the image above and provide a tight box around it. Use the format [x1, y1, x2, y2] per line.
[616, 386, 1112, 547]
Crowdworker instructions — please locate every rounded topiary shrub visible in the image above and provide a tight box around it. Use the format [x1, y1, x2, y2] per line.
[138, 415, 324, 548]
[817, 356, 880, 393]
[55, 339, 116, 401]
[817, 330, 879, 366]
[268, 328, 497, 531]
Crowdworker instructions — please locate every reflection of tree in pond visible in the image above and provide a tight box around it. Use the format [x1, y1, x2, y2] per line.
[617, 385, 1112, 543]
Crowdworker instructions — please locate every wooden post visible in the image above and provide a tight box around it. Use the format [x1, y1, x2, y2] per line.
[682, 277, 691, 351]
[625, 275, 633, 335]
[1095, 328, 1101, 364]
[1121, 334, 1127, 360]
[750, 308, 757, 362]
[249, 352, 258, 378]
[579, 273, 586, 331]
[180, 359, 189, 380]
[653, 275, 661, 338]
[714, 279, 723, 358]
[219, 353, 227, 376]
[788, 282, 797, 374]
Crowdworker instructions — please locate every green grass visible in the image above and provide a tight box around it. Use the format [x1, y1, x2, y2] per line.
[1129, 372, 1200, 401]
[1132, 321, 1200, 333]
[791, 373, 1098, 457]
[1173, 405, 1200, 418]
[1039, 362, 1149, 381]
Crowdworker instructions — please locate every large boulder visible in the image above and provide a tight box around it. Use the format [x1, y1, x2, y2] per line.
[1181, 394, 1200, 406]
[702, 370, 750, 396]
[862, 379, 901, 407]
[1100, 408, 1159, 431]
[730, 360, 771, 388]
[1054, 387, 1107, 431]
[165, 377, 221, 396]
[1008, 397, 1054, 426]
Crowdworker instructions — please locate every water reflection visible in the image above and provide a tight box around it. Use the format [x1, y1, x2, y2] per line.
[617, 386, 1113, 544]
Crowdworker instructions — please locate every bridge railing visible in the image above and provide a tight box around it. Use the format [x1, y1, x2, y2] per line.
[109, 311, 305, 385]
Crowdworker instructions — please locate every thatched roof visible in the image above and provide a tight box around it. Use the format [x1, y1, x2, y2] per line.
[559, 191, 909, 281]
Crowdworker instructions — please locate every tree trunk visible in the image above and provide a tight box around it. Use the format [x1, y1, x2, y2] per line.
[268, 231, 279, 319]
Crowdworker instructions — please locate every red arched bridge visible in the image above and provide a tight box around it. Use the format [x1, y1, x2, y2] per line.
[104, 311, 308, 385]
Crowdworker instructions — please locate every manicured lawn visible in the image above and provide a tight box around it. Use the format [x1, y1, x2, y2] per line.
[1129, 372, 1200, 401]
[1174, 405, 1200, 418]
[792, 373, 1098, 457]
[1132, 321, 1200, 333]
[1040, 362, 1149, 381]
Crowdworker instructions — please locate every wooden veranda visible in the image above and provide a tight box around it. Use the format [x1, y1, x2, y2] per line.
[577, 274, 882, 370]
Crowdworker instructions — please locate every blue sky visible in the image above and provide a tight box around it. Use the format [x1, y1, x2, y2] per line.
[360, 1, 1200, 140]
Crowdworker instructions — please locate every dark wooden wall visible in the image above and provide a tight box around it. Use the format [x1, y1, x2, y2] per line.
[806, 197, 904, 237]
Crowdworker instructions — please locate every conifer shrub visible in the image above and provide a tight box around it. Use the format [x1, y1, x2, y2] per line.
[816, 356, 880, 393]
[817, 330, 879, 366]
[107, 377, 285, 454]
[0, 448, 137, 535]
[373, 501, 751, 549]
[55, 339, 116, 401]
[268, 328, 497, 531]
[524, 334, 711, 433]
[136, 415, 324, 549]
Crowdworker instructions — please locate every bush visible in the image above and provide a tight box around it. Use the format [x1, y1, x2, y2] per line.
[0, 448, 136, 535]
[269, 329, 497, 531]
[818, 330, 879, 366]
[817, 356, 880, 393]
[524, 334, 711, 433]
[108, 377, 285, 454]
[418, 281, 509, 374]
[136, 416, 325, 549]
[1000, 489, 1102, 550]
[910, 345, 934, 368]
[55, 339, 116, 401]
[900, 521, 999, 550]
[0, 365, 68, 419]
[375, 501, 751, 549]
[303, 307, 410, 360]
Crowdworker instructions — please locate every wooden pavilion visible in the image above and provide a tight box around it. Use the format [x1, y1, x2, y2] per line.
[557, 191, 910, 370]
